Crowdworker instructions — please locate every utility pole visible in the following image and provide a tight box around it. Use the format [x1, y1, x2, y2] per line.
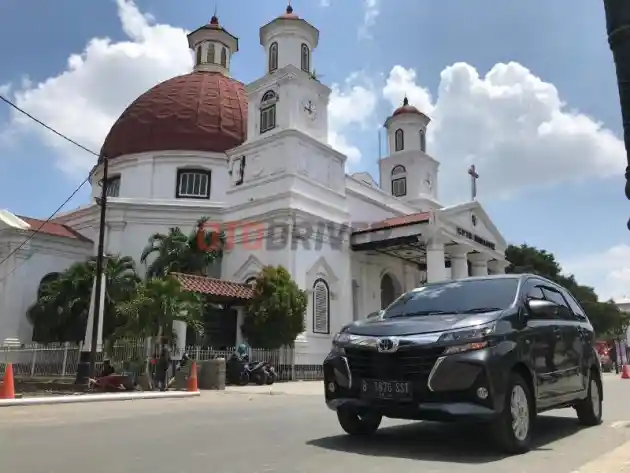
[75, 156, 108, 384]
[602, 0, 630, 227]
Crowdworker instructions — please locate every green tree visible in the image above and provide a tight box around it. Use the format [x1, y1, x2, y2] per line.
[505, 244, 629, 336]
[27, 255, 140, 343]
[140, 217, 224, 278]
[241, 265, 307, 349]
[111, 276, 204, 341]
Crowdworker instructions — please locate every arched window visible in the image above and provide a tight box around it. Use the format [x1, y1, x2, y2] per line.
[220, 47, 227, 67]
[269, 42, 278, 72]
[245, 277, 257, 288]
[419, 129, 426, 152]
[206, 43, 215, 64]
[195, 46, 202, 65]
[395, 128, 404, 151]
[313, 279, 330, 334]
[301, 43, 310, 72]
[260, 90, 277, 134]
[391, 165, 407, 197]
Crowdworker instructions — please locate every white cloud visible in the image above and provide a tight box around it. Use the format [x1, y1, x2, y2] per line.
[2, 0, 378, 173]
[319, 0, 331, 6]
[3, 0, 192, 176]
[563, 244, 630, 302]
[381, 63, 625, 203]
[327, 72, 379, 166]
[358, 0, 380, 39]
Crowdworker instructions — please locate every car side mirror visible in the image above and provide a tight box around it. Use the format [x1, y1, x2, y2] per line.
[525, 299, 558, 317]
[366, 311, 380, 319]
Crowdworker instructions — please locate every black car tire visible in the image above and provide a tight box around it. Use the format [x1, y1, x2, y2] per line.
[575, 370, 603, 426]
[491, 372, 534, 454]
[337, 409, 382, 436]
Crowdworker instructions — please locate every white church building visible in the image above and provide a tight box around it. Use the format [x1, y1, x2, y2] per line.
[0, 5, 509, 362]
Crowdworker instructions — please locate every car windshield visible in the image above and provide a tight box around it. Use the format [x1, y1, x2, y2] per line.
[382, 278, 520, 319]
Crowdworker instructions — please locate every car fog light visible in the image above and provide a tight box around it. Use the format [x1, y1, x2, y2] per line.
[328, 382, 336, 392]
[476, 387, 489, 399]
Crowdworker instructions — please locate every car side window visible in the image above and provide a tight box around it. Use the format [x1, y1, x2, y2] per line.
[527, 286, 545, 300]
[541, 286, 573, 320]
[521, 279, 556, 320]
[562, 290, 588, 321]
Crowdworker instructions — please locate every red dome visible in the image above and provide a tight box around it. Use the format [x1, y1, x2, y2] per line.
[392, 97, 424, 118]
[100, 72, 247, 161]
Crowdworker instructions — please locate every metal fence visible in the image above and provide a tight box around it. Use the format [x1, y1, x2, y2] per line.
[0, 340, 324, 382]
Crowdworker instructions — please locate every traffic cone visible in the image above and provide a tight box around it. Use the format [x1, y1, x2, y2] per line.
[621, 364, 630, 379]
[187, 361, 198, 392]
[0, 363, 15, 399]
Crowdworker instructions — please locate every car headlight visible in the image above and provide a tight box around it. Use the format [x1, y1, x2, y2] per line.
[439, 323, 494, 355]
[331, 332, 351, 354]
[333, 332, 351, 345]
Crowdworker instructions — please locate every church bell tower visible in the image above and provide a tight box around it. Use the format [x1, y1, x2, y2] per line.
[379, 97, 440, 208]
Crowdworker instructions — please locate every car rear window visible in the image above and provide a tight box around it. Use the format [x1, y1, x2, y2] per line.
[382, 278, 520, 318]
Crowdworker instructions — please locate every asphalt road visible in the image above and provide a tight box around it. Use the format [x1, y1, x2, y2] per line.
[2, 374, 630, 473]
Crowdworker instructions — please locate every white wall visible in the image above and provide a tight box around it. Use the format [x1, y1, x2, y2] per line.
[0, 234, 92, 343]
[89, 151, 230, 203]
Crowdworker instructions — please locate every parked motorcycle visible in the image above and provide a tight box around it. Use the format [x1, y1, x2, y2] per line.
[264, 364, 278, 385]
[226, 353, 250, 386]
[243, 355, 270, 385]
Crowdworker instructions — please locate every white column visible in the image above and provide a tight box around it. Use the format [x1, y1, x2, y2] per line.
[426, 239, 447, 283]
[83, 273, 106, 352]
[469, 253, 490, 277]
[172, 320, 187, 360]
[488, 259, 509, 274]
[449, 246, 469, 279]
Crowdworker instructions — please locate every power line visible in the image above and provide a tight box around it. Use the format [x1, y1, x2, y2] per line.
[0, 93, 102, 279]
[0, 95, 100, 158]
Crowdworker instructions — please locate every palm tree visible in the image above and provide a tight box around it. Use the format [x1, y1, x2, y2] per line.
[140, 217, 224, 278]
[111, 276, 204, 341]
[27, 255, 140, 343]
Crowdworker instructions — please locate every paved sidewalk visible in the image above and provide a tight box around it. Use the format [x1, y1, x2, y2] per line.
[224, 380, 323, 396]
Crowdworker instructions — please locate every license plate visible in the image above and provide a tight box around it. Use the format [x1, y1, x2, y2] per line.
[361, 379, 412, 401]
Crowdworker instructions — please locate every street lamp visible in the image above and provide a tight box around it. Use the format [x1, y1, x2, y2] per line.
[75, 156, 109, 384]
[602, 0, 630, 220]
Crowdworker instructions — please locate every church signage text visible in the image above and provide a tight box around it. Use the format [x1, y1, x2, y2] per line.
[456, 227, 496, 251]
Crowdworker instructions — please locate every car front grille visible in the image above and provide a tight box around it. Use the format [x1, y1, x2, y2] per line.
[345, 346, 445, 381]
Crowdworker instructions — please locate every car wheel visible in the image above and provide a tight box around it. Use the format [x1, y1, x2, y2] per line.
[491, 372, 534, 454]
[337, 408, 382, 436]
[575, 370, 603, 426]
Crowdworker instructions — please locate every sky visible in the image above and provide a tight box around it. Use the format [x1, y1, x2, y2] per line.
[0, 0, 629, 301]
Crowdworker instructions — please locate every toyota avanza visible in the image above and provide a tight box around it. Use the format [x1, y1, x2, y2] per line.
[323, 275, 603, 454]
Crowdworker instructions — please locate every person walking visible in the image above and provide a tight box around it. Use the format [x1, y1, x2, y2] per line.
[156, 337, 172, 391]
[610, 340, 619, 374]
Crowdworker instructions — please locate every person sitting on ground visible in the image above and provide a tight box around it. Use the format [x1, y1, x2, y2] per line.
[89, 359, 136, 392]
[101, 359, 115, 377]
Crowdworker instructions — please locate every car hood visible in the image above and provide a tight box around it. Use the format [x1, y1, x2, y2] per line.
[345, 311, 503, 337]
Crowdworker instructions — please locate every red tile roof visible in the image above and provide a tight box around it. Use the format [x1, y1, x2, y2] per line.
[352, 211, 430, 235]
[172, 273, 254, 300]
[17, 216, 92, 242]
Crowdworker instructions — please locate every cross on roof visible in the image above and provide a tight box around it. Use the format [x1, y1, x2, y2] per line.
[468, 164, 479, 201]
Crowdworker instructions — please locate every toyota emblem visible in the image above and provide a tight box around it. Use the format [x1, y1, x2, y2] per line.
[377, 337, 399, 353]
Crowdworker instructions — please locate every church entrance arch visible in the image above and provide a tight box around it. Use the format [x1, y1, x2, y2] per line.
[380, 273, 402, 310]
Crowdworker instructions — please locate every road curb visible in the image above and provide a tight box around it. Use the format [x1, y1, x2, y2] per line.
[0, 390, 201, 407]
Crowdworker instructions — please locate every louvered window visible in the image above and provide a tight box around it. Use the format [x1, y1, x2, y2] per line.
[313, 279, 330, 334]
